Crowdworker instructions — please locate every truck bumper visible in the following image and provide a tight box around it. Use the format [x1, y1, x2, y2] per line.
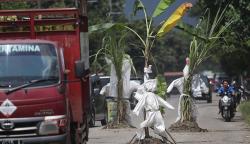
[0, 134, 67, 144]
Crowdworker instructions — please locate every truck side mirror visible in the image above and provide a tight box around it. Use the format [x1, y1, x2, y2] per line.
[75, 60, 85, 78]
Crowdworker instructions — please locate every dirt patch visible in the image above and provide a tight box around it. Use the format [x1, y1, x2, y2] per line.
[169, 120, 208, 132]
[130, 137, 164, 144]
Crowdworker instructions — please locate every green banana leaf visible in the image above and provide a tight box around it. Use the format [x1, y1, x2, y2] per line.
[152, 0, 175, 18]
[89, 23, 125, 33]
[175, 22, 207, 41]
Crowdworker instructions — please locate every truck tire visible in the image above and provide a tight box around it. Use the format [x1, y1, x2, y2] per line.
[80, 122, 88, 144]
[70, 120, 88, 144]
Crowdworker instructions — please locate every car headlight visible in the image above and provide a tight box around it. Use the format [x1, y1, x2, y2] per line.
[38, 115, 67, 135]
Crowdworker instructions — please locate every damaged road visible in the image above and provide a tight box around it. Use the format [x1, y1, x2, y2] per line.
[88, 94, 250, 144]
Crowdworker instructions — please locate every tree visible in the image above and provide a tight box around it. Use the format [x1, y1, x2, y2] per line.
[125, 22, 191, 75]
[92, 28, 134, 126]
[179, 6, 233, 124]
[127, 0, 192, 138]
[191, 0, 250, 77]
[0, 1, 30, 10]
[88, 0, 127, 73]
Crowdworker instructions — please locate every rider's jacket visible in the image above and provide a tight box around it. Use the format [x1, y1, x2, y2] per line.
[217, 86, 235, 96]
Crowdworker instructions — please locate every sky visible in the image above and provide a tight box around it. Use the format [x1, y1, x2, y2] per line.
[124, 0, 197, 25]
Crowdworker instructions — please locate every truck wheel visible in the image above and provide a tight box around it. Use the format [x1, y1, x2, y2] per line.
[80, 122, 88, 144]
[70, 121, 88, 144]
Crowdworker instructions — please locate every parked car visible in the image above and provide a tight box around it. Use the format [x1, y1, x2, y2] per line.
[192, 74, 213, 103]
[89, 75, 109, 126]
[90, 75, 142, 126]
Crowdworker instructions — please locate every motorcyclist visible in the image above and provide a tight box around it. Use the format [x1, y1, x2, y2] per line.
[217, 80, 236, 113]
[231, 80, 241, 105]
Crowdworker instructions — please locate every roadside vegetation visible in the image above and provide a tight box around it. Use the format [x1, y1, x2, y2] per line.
[239, 101, 250, 125]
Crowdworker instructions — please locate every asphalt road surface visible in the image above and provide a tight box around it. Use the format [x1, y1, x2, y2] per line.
[88, 94, 250, 144]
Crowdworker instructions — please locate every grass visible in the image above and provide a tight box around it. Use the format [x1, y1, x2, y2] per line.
[239, 101, 250, 125]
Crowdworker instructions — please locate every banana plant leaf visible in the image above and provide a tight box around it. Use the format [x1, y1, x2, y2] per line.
[152, 0, 174, 18]
[175, 22, 207, 41]
[156, 2, 192, 37]
[89, 23, 125, 33]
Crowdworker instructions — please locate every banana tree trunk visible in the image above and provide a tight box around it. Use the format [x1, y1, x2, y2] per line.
[143, 63, 150, 138]
[117, 78, 124, 124]
[181, 75, 194, 122]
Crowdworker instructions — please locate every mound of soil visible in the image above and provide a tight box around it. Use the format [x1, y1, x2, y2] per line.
[169, 120, 208, 132]
[131, 137, 164, 144]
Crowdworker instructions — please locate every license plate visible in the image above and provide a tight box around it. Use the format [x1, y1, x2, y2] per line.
[0, 140, 23, 144]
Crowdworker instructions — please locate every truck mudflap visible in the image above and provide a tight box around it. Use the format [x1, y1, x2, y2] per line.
[0, 134, 66, 144]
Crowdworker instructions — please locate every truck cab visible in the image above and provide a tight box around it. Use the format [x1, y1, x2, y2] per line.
[0, 41, 68, 143]
[0, 1, 89, 144]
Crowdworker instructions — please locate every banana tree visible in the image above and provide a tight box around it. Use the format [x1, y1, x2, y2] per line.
[89, 0, 193, 70]
[89, 0, 193, 132]
[129, 0, 192, 69]
[180, 6, 234, 122]
[92, 28, 135, 125]
[126, 0, 193, 138]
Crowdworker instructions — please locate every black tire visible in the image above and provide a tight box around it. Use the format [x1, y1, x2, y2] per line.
[70, 120, 88, 144]
[101, 111, 108, 126]
[223, 109, 231, 122]
[80, 122, 88, 144]
[130, 92, 138, 110]
[101, 101, 108, 126]
[101, 118, 107, 126]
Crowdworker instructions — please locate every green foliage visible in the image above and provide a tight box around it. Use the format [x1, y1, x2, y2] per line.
[0, 2, 30, 10]
[93, 29, 133, 124]
[156, 75, 167, 99]
[156, 75, 167, 113]
[180, 6, 233, 122]
[89, 23, 117, 34]
[88, 0, 127, 74]
[190, 0, 250, 77]
[153, 30, 190, 73]
[188, 6, 233, 76]
[152, 0, 174, 17]
[0, 0, 74, 10]
[239, 101, 250, 125]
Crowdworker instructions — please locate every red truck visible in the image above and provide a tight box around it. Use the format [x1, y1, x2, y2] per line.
[0, 1, 90, 144]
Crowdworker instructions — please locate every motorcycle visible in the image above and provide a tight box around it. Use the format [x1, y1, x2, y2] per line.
[219, 92, 235, 122]
[239, 85, 250, 102]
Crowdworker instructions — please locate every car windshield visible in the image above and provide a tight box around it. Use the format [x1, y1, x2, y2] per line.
[0, 43, 59, 88]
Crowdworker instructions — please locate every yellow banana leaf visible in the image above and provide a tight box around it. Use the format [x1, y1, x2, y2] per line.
[157, 2, 192, 37]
